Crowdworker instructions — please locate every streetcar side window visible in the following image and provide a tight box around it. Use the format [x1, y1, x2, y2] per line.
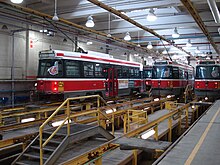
[188, 71, 193, 80]
[95, 63, 103, 78]
[179, 69, 185, 79]
[130, 67, 140, 78]
[65, 60, 80, 77]
[122, 66, 129, 78]
[83, 62, 94, 77]
[172, 67, 179, 79]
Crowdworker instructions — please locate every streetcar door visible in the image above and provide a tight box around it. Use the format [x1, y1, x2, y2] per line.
[106, 68, 118, 97]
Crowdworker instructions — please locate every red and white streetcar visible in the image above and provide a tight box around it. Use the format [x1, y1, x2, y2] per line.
[36, 50, 145, 99]
[195, 60, 220, 99]
[151, 60, 194, 97]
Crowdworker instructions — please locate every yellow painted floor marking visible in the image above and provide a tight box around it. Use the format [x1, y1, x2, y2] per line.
[184, 108, 220, 165]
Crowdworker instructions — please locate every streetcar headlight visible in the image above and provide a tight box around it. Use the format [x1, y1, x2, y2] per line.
[167, 95, 172, 99]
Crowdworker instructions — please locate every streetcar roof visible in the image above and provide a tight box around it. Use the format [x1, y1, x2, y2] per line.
[39, 50, 142, 68]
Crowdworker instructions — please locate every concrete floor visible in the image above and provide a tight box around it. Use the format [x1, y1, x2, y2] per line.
[158, 100, 220, 165]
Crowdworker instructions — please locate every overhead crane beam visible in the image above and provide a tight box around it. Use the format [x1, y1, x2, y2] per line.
[87, 0, 192, 57]
[180, 0, 219, 55]
[0, 2, 157, 56]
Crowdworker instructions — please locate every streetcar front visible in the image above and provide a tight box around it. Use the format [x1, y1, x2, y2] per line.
[195, 61, 220, 99]
[36, 51, 64, 99]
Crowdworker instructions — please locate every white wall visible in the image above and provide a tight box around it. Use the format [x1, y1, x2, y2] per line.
[0, 27, 149, 80]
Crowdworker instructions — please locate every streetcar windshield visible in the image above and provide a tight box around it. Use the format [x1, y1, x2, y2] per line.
[152, 66, 173, 79]
[38, 59, 63, 77]
[196, 65, 220, 79]
[143, 69, 152, 78]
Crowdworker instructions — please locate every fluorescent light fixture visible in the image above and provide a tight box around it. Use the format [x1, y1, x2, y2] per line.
[86, 41, 93, 45]
[154, 98, 159, 101]
[172, 27, 180, 38]
[52, 119, 71, 127]
[147, 9, 157, 22]
[21, 118, 35, 123]
[10, 0, 23, 4]
[39, 30, 44, 33]
[106, 108, 116, 114]
[186, 39, 192, 47]
[85, 16, 95, 27]
[141, 129, 155, 139]
[147, 42, 153, 49]
[124, 32, 131, 41]
[195, 47, 200, 53]
[44, 29, 48, 33]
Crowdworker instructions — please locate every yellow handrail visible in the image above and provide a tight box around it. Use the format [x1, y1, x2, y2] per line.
[39, 95, 115, 165]
[43, 117, 68, 147]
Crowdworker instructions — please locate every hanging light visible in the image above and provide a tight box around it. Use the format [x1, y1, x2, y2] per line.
[10, 0, 23, 4]
[52, 0, 59, 21]
[137, 31, 141, 47]
[195, 47, 200, 53]
[172, 27, 180, 38]
[107, 12, 112, 37]
[186, 39, 192, 47]
[147, 9, 157, 22]
[124, 32, 131, 41]
[85, 16, 95, 27]
[162, 49, 167, 54]
[1, 25, 8, 30]
[147, 42, 153, 49]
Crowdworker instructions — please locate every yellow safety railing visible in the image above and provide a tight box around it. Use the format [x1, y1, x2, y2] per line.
[125, 102, 192, 141]
[39, 95, 114, 165]
[127, 109, 147, 131]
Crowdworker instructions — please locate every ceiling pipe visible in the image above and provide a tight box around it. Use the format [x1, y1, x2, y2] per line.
[180, 0, 219, 55]
[207, 0, 220, 23]
[87, 0, 192, 57]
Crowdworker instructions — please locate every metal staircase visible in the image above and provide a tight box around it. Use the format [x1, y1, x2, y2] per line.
[12, 95, 115, 165]
[12, 129, 67, 165]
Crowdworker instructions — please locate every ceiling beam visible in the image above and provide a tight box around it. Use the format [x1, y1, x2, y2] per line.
[180, 0, 219, 54]
[0, 2, 158, 56]
[60, 0, 180, 19]
[87, 0, 192, 57]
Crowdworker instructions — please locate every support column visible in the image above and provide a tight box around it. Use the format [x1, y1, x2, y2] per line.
[11, 33, 15, 107]
[25, 29, 29, 79]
